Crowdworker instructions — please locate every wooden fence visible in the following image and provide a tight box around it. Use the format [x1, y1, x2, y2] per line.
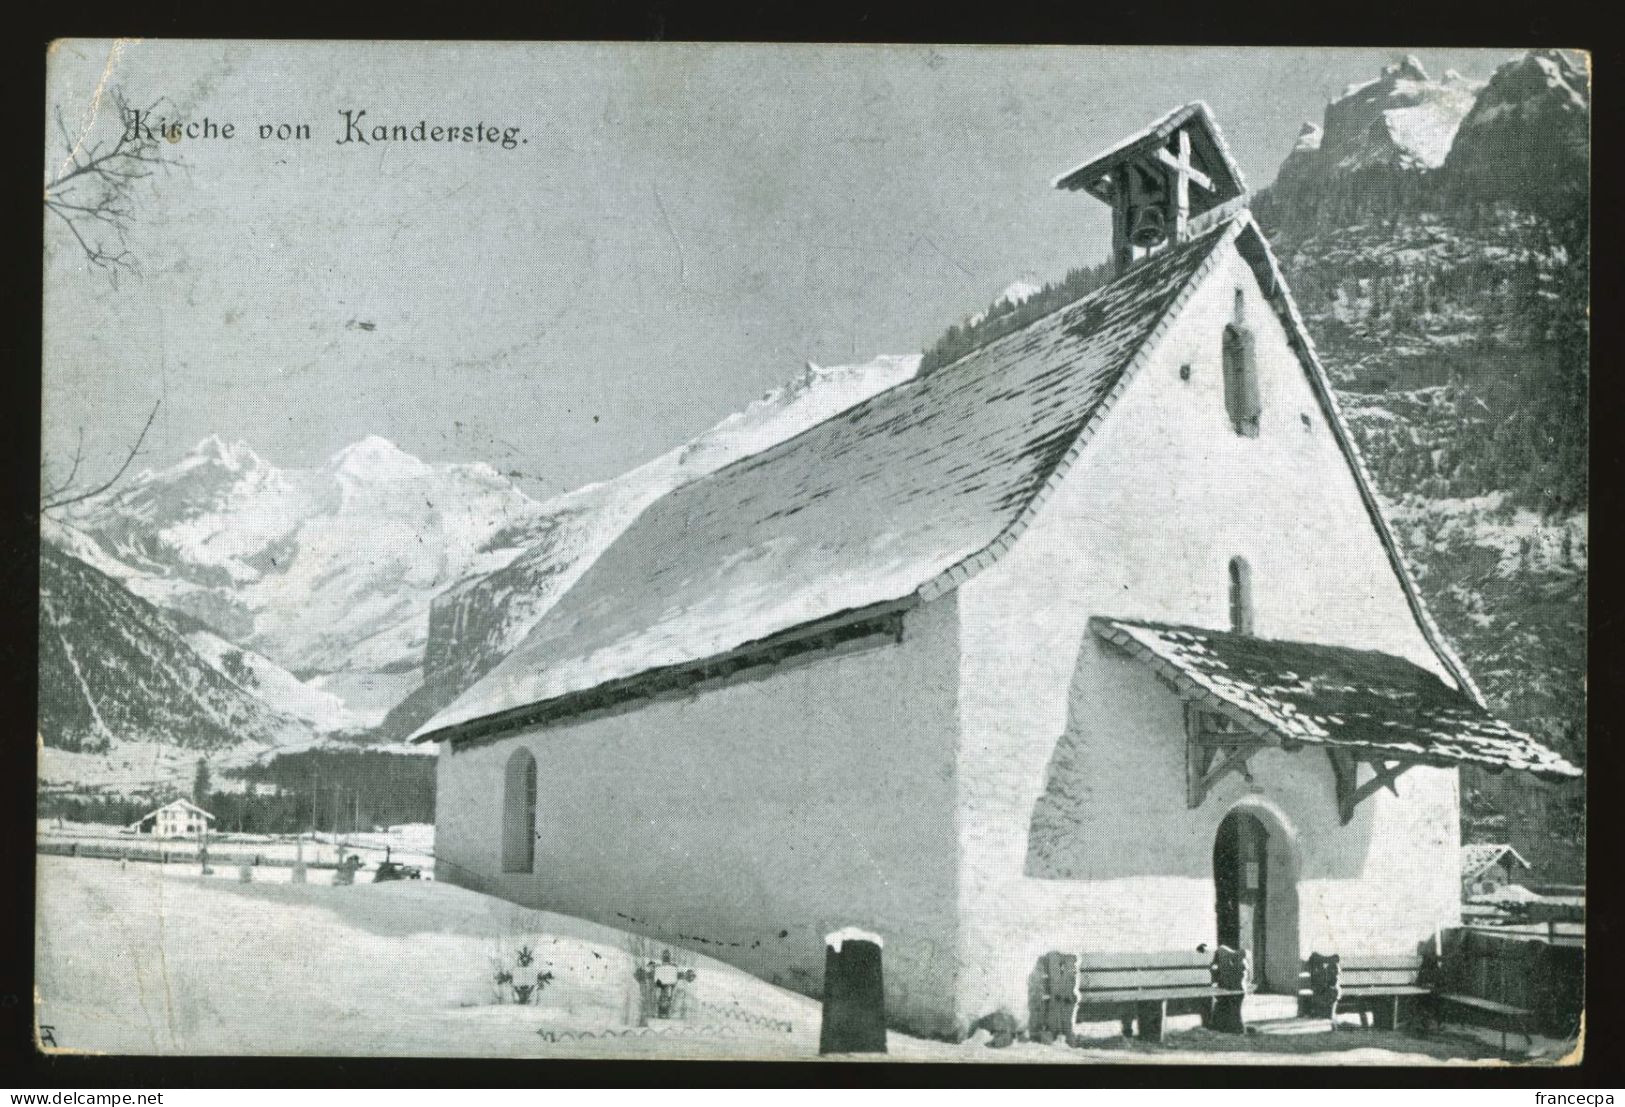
[37, 839, 340, 869]
[1440, 926, 1583, 1039]
[1464, 920, 1583, 948]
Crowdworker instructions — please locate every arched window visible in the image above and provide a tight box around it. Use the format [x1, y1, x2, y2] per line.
[1222, 321, 1262, 438]
[502, 747, 538, 874]
[1228, 557, 1254, 635]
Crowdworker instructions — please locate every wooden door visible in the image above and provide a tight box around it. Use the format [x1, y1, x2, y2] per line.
[1214, 812, 1269, 988]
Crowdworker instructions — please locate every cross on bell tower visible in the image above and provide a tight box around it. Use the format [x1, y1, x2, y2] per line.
[1052, 102, 1248, 275]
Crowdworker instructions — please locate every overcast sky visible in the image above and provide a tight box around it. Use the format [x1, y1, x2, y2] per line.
[43, 41, 1521, 498]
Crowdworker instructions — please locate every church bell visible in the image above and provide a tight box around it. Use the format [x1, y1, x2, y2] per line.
[1129, 204, 1168, 248]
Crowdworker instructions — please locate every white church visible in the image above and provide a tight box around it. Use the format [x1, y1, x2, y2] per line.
[413, 104, 1579, 1038]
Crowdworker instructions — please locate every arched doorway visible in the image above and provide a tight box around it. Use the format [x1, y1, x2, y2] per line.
[1213, 806, 1298, 992]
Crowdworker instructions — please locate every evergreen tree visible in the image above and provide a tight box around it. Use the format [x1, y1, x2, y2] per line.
[193, 757, 211, 805]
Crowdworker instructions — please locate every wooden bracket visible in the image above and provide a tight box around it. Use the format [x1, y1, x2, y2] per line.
[1185, 703, 1269, 809]
[1327, 749, 1416, 824]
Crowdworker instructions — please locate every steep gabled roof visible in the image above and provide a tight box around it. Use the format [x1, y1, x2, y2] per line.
[415, 205, 1482, 746]
[414, 220, 1236, 742]
[1092, 617, 1578, 779]
[1462, 843, 1533, 881]
[1052, 101, 1247, 205]
[132, 798, 215, 824]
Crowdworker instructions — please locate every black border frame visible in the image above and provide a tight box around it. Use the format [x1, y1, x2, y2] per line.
[6, 0, 1617, 1089]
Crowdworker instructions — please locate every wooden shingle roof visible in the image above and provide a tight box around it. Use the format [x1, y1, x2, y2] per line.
[1091, 617, 1579, 779]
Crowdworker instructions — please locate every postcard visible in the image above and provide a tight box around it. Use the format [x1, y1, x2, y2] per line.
[38, 40, 1588, 1063]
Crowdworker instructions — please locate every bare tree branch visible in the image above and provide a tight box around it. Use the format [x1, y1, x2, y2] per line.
[44, 88, 181, 278]
[41, 399, 160, 513]
[43, 428, 85, 501]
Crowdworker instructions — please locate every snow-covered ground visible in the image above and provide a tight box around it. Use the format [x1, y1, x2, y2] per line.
[35, 855, 1539, 1062]
[36, 821, 438, 872]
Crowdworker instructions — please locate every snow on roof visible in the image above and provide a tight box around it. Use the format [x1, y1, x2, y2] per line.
[1462, 843, 1532, 881]
[413, 221, 1238, 742]
[826, 927, 884, 951]
[134, 798, 215, 822]
[1091, 617, 1580, 779]
[1051, 102, 1247, 201]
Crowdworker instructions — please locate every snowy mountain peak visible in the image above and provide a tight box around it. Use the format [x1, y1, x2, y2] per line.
[1474, 50, 1589, 117]
[1273, 55, 1484, 187]
[1388, 55, 1429, 83]
[1443, 50, 1588, 206]
[677, 353, 920, 476]
[63, 432, 549, 724]
[966, 278, 1043, 328]
[996, 279, 1042, 309]
[326, 436, 431, 482]
[182, 434, 265, 472]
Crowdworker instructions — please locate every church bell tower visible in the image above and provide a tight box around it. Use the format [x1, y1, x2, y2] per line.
[1052, 102, 1249, 275]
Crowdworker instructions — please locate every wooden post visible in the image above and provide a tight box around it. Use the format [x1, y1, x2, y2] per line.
[819, 928, 886, 1054]
[1172, 128, 1191, 241]
[1136, 999, 1167, 1042]
[1208, 946, 1248, 1033]
[1110, 167, 1133, 275]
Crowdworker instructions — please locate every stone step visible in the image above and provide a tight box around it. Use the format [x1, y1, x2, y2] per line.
[1241, 993, 1301, 1022]
[1248, 1016, 1333, 1036]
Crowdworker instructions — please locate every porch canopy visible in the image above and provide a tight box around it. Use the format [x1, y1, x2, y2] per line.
[1090, 616, 1580, 822]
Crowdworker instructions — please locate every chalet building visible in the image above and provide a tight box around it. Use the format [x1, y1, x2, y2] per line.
[129, 798, 214, 839]
[1461, 843, 1532, 897]
[413, 104, 1579, 1037]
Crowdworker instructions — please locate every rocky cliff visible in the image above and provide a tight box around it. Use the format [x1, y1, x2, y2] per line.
[1254, 50, 1588, 879]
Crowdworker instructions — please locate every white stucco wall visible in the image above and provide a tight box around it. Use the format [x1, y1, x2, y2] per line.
[951, 240, 1463, 1027]
[435, 596, 964, 1036]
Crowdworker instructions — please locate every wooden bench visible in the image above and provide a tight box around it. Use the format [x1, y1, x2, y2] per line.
[1074, 948, 1248, 1042]
[1297, 951, 1437, 1030]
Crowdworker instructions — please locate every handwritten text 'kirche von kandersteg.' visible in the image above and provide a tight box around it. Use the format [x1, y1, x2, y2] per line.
[123, 109, 527, 149]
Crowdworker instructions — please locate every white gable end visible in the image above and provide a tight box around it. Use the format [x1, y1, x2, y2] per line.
[947, 229, 1467, 1024]
[1058, 233, 1454, 673]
